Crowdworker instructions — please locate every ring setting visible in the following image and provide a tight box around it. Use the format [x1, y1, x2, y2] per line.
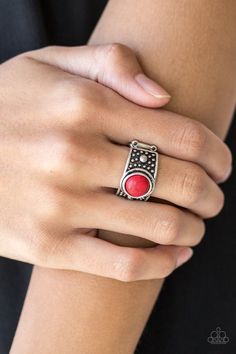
[116, 140, 158, 201]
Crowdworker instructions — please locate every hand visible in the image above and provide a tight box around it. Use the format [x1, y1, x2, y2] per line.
[0, 44, 231, 281]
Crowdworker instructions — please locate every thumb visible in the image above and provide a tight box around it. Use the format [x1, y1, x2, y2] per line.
[28, 44, 171, 108]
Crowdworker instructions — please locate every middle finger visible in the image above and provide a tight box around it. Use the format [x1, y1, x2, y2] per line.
[93, 143, 224, 218]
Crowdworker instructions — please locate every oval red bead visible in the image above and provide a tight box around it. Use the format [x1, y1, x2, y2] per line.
[124, 174, 150, 197]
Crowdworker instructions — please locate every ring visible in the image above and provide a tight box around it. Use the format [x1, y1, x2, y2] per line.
[116, 140, 158, 201]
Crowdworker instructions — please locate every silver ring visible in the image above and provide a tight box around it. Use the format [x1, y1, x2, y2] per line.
[116, 140, 158, 201]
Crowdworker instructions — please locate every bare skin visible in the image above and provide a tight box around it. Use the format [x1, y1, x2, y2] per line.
[2, 44, 209, 279]
[10, 1, 236, 353]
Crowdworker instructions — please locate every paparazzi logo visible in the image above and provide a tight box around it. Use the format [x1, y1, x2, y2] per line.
[207, 327, 229, 345]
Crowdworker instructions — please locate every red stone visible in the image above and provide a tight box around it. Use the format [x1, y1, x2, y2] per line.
[125, 174, 150, 197]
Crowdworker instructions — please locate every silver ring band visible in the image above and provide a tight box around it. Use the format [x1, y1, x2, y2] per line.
[116, 140, 158, 201]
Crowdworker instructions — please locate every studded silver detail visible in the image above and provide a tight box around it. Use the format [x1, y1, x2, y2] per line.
[140, 154, 148, 163]
[116, 140, 159, 201]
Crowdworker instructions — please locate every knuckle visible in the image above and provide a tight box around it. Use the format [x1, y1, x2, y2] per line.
[114, 248, 143, 282]
[104, 43, 132, 65]
[51, 76, 108, 130]
[52, 79, 95, 126]
[180, 165, 206, 206]
[100, 43, 136, 79]
[42, 132, 78, 177]
[72, 142, 108, 179]
[59, 81, 86, 115]
[56, 133, 77, 166]
[159, 253, 176, 278]
[175, 120, 207, 160]
[158, 209, 181, 244]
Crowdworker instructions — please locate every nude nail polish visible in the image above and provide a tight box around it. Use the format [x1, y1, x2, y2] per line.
[135, 73, 171, 99]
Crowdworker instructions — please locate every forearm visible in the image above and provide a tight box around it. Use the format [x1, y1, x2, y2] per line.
[11, 268, 162, 354]
[11, 1, 236, 353]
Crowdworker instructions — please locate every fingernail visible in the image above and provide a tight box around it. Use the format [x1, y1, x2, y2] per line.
[135, 73, 171, 99]
[176, 248, 193, 268]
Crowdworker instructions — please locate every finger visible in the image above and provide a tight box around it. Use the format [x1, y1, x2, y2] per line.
[26, 44, 171, 108]
[42, 234, 193, 281]
[26, 45, 231, 181]
[101, 107, 232, 183]
[68, 192, 205, 247]
[95, 144, 224, 218]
